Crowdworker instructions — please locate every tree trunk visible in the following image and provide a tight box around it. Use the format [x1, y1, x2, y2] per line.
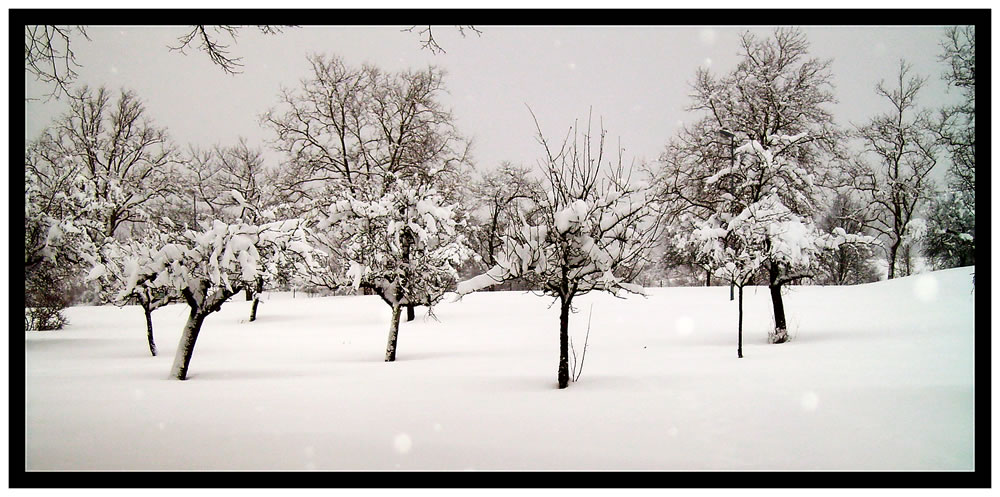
[143, 304, 156, 357]
[730, 283, 734, 301]
[249, 277, 263, 322]
[170, 310, 207, 380]
[888, 240, 900, 279]
[558, 299, 571, 389]
[768, 282, 789, 344]
[705, 268, 711, 287]
[249, 297, 260, 322]
[406, 304, 415, 322]
[737, 284, 744, 358]
[245, 287, 253, 301]
[385, 304, 402, 362]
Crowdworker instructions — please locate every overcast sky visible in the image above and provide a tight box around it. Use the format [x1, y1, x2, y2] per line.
[24, 25, 961, 176]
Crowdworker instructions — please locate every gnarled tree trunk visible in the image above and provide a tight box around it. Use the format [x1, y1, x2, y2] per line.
[385, 303, 402, 362]
[171, 310, 207, 380]
[142, 302, 156, 357]
[171, 281, 240, 380]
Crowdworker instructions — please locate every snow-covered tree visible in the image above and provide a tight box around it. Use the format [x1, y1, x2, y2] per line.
[654, 27, 843, 322]
[814, 192, 881, 285]
[457, 113, 663, 389]
[180, 139, 289, 320]
[24, 147, 110, 330]
[316, 174, 473, 362]
[689, 136, 877, 344]
[30, 86, 178, 243]
[117, 219, 319, 380]
[925, 191, 975, 268]
[692, 188, 876, 354]
[24, 149, 105, 272]
[850, 60, 940, 279]
[84, 227, 182, 356]
[466, 162, 544, 288]
[927, 26, 975, 270]
[264, 53, 472, 319]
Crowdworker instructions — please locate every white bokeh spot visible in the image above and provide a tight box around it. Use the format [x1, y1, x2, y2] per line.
[393, 433, 413, 454]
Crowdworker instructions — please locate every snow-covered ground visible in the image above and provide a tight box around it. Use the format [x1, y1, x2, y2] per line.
[24, 267, 976, 471]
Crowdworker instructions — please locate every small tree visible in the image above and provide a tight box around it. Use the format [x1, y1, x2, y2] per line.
[692, 192, 875, 354]
[691, 136, 877, 344]
[119, 219, 318, 380]
[85, 228, 183, 356]
[457, 113, 663, 389]
[317, 174, 473, 362]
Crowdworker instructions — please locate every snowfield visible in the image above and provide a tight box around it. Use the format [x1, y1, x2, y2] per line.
[24, 267, 976, 471]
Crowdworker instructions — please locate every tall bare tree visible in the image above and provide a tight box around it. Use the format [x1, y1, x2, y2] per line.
[851, 60, 939, 279]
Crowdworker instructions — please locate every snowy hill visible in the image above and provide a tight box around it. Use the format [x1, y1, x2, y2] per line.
[24, 267, 976, 470]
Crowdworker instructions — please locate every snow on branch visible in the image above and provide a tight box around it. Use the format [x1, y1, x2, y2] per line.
[458, 110, 663, 302]
[314, 173, 474, 308]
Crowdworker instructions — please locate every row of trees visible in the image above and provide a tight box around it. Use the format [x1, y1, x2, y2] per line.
[24, 26, 975, 388]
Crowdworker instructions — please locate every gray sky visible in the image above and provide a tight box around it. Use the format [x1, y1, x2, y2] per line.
[24, 25, 961, 175]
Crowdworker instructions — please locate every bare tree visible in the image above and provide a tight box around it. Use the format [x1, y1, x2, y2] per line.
[457, 111, 664, 389]
[404, 25, 482, 54]
[24, 25, 289, 100]
[170, 25, 290, 75]
[851, 60, 939, 279]
[30, 86, 178, 244]
[23, 25, 89, 101]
